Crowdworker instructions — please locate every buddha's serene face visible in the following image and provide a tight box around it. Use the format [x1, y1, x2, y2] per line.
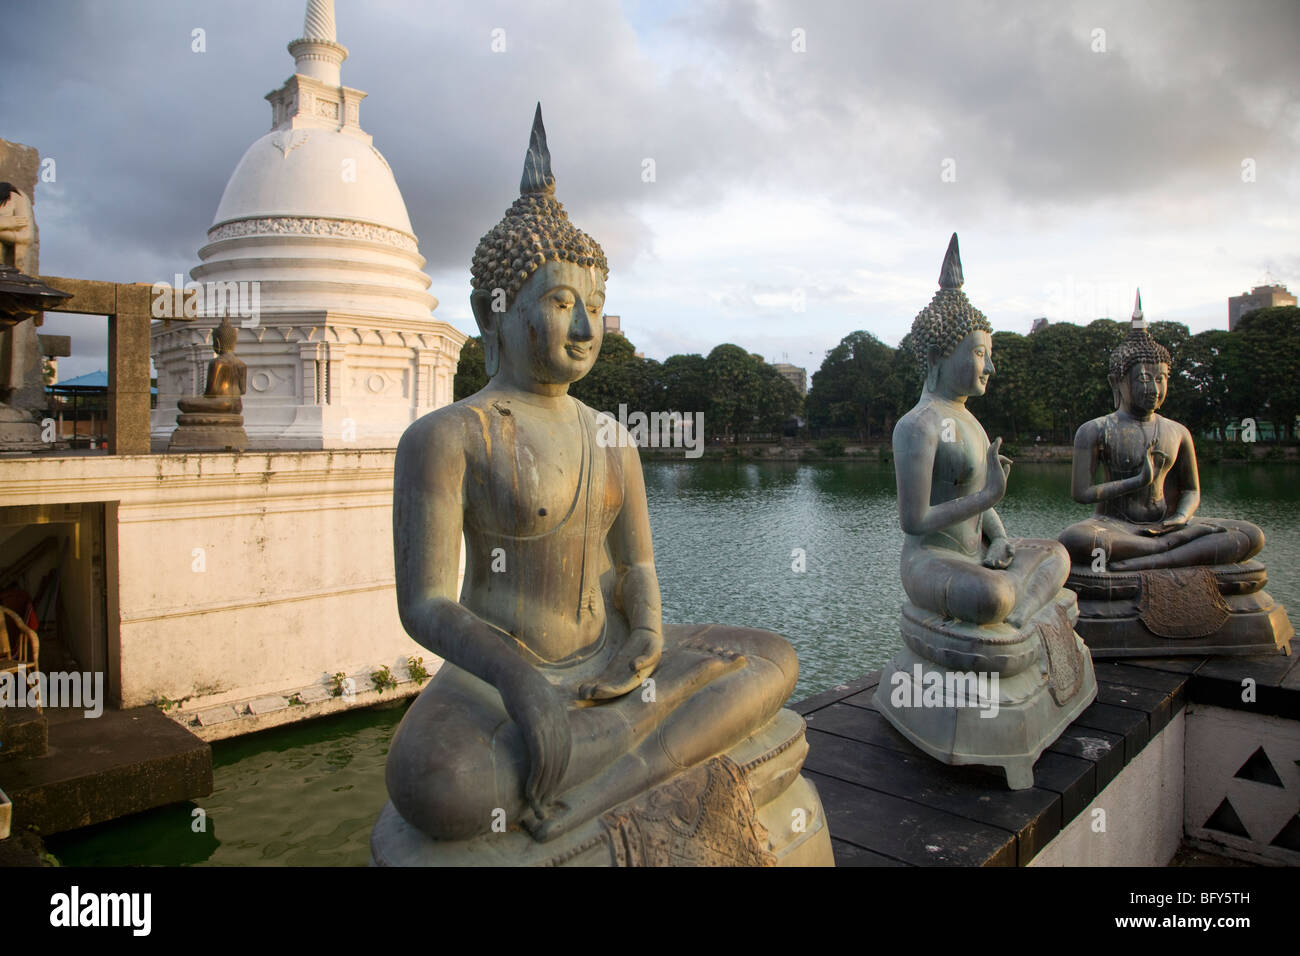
[498, 260, 605, 387]
[935, 329, 995, 397]
[1118, 361, 1168, 415]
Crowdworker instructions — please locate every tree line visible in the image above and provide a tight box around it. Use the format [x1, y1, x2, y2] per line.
[453, 306, 1300, 444]
[453, 332, 803, 441]
[806, 306, 1300, 444]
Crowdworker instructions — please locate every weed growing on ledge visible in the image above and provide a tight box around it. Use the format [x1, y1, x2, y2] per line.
[330, 672, 349, 697]
[371, 666, 398, 694]
[407, 656, 430, 683]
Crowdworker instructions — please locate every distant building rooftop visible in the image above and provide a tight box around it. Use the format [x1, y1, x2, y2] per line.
[1228, 283, 1295, 331]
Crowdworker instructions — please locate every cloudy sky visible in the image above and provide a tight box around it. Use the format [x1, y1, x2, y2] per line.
[3, 0, 1297, 379]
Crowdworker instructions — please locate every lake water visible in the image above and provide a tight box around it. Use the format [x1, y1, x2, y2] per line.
[48, 461, 1300, 866]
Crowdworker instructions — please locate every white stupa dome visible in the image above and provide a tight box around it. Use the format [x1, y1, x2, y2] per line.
[153, 0, 466, 453]
[213, 131, 414, 235]
[191, 0, 435, 321]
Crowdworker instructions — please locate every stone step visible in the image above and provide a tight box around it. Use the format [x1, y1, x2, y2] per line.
[0, 705, 212, 836]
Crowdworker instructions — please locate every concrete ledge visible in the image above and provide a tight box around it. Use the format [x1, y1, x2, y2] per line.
[0, 706, 212, 835]
[0, 708, 48, 762]
[168, 664, 432, 743]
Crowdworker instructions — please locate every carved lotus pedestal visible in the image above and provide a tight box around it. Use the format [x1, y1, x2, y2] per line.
[874, 589, 1098, 790]
[370, 708, 833, 867]
[167, 400, 249, 453]
[1065, 561, 1294, 658]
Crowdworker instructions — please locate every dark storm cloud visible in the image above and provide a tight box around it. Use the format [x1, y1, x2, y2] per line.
[659, 0, 1300, 217]
[1, 0, 1296, 372]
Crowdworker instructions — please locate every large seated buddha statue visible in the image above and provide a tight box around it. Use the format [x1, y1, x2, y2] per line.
[167, 315, 249, 452]
[371, 106, 831, 866]
[873, 235, 1096, 790]
[1058, 294, 1293, 656]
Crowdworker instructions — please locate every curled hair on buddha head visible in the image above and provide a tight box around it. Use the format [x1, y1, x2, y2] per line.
[909, 234, 993, 385]
[470, 103, 609, 377]
[212, 315, 239, 353]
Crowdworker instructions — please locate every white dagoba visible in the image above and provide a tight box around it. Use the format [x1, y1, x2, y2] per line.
[152, 0, 465, 449]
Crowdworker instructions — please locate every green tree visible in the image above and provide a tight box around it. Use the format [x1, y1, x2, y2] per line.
[453, 336, 487, 401]
[659, 353, 710, 416]
[1179, 330, 1243, 438]
[705, 344, 762, 441]
[569, 333, 649, 415]
[1234, 306, 1300, 440]
[754, 362, 803, 433]
[970, 331, 1046, 440]
[805, 331, 899, 441]
[1148, 320, 1194, 428]
[1026, 321, 1091, 442]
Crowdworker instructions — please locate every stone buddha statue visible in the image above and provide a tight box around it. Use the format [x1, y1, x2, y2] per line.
[168, 315, 249, 452]
[372, 106, 831, 866]
[874, 235, 1095, 790]
[1058, 294, 1292, 656]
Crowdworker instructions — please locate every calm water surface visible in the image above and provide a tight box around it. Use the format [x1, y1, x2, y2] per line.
[49, 461, 1300, 866]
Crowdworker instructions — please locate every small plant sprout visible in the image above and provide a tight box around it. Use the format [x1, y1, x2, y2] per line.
[407, 656, 430, 683]
[372, 666, 398, 694]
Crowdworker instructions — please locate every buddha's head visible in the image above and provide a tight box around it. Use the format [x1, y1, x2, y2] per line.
[470, 104, 609, 388]
[910, 233, 995, 397]
[1109, 291, 1171, 414]
[212, 315, 238, 355]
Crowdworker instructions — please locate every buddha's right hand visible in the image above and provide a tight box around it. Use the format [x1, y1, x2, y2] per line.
[500, 665, 572, 816]
[1137, 443, 1162, 487]
[983, 438, 1012, 502]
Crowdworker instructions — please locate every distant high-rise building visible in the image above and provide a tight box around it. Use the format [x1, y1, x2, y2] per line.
[1030, 317, 1050, 334]
[772, 362, 807, 396]
[1229, 284, 1295, 330]
[603, 314, 622, 336]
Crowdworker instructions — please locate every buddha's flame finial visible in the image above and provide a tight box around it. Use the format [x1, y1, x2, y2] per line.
[939, 232, 964, 290]
[1132, 288, 1145, 328]
[520, 103, 556, 196]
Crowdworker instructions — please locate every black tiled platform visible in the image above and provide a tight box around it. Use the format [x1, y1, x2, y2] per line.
[796, 649, 1297, 866]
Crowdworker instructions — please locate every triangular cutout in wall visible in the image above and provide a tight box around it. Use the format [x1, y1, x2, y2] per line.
[1269, 814, 1300, 853]
[1204, 798, 1251, 838]
[1233, 746, 1284, 787]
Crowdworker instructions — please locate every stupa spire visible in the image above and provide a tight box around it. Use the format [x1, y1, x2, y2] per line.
[302, 0, 338, 42]
[939, 232, 964, 290]
[289, 0, 348, 86]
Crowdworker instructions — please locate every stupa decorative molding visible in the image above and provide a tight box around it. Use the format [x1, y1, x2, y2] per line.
[207, 216, 417, 252]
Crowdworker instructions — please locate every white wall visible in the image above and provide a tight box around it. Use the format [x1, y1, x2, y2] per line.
[0, 451, 433, 714]
[1029, 711, 1185, 867]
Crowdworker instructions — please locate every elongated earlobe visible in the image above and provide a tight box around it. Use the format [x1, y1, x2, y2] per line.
[470, 288, 502, 378]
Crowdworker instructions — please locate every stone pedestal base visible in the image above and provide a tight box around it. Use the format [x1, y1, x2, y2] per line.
[0, 404, 43, 453]
[370, 707, 833, 867]
[1067, 561, 1293, 658]
[875, 590, 1098, 790]
[167, 420, 249, 453]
